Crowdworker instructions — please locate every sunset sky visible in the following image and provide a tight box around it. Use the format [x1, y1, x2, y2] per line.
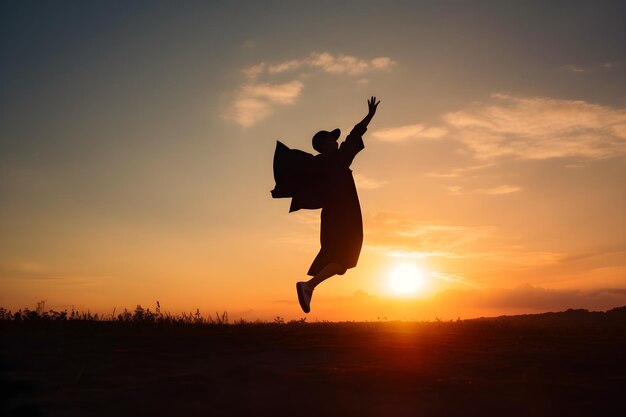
[1, 1, 625, 321]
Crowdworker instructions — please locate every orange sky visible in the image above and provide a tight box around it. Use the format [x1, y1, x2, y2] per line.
[1, 2, 625, 320]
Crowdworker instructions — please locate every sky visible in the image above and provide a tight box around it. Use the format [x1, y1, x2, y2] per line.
[1, 0, 625, 321]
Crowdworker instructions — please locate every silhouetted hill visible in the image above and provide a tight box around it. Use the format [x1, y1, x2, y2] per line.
[472, 306, 626, 327]
[606, 305, 626, 318]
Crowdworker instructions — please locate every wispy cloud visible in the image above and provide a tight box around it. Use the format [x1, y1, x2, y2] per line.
[353, 173, 387, 190]
[561, 64, 587, 73]
[561, 61, 620, 72]
[444, 93, 626, 160]
[291, 211, 320, 226]
[225, 81, 304, 127]
[395, 223, 496, 241]
[376, 94, 626, 160]
[445, 184, 522, 195]
[480, 185, 522, 195]
[371, 124, 447, 142]
[382, 249, 458, 260]
[428, 271, 474, 285]
[251, 52, 397, 80]
[240, 82, 304, 104]
[426, 163, 495, 178]
[365, 212, 497, 253]
[363, 212, 565, 271]
[602, 61, 619, 69]
[225, 52, 396, 127]
[242, 63, 266, 80]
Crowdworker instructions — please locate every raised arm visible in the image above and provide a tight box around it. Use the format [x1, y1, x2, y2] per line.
[340, 97, 380, 165]
[356, 96, 380, 129]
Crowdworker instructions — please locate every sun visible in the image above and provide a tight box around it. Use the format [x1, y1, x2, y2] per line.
[388, 263, 426, 296]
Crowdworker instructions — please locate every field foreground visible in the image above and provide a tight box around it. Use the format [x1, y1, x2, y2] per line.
[2, 308, 626, 417]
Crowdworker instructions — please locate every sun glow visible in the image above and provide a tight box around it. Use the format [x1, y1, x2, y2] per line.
[388, 263, 426, 296]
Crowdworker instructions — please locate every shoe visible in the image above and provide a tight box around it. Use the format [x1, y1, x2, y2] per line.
[296, 282, 313, 313]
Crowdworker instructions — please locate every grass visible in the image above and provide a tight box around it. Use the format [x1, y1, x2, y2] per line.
[0, 300, 312, 326]
[2, 303, 626, 417]
[3, 300, 626, 326]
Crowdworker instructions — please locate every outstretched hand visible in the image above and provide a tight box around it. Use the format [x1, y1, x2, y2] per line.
[367, 96, 380, 115]
[356, 96, 380, 129]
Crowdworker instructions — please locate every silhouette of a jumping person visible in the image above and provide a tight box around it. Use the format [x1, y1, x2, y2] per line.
[271, 97, 380, 313]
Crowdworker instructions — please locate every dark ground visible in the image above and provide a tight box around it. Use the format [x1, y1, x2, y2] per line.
[2, 308, 626, 417]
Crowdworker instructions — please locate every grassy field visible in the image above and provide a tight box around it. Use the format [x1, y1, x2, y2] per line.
[2, 307, 626, 417]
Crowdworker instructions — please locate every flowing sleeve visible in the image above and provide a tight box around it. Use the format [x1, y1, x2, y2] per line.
[339, 123, 366, 166]
[271, 141, 326, 212]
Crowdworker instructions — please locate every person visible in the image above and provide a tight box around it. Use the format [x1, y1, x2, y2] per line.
[271, 97, 380, 313]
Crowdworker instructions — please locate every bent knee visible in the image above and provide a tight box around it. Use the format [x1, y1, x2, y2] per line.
[334, 264, 347, 275]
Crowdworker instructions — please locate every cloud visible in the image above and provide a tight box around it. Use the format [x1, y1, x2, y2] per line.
[257, 52, 397, 78]
[561, 64, 587, 73]
[561, 62, 621, 73]
[242, 63, 266, 79]
[227, 98, 271, 128]
[376, 94, 626, 160]
[363, 212, 567, 273]
[382, 249, 458, 260]
[362, 211, 624, 296]
[479, 185, 522, 195]
[226, 81, 304, 127]
[225, 52, 396, 127]
[371, 124, 447, 142]
[241, 81, 304, 104]
[267, 59, 302, 75]
[445, 184, 522, 195]
[310, 52, 374, 75]
[602, 61, 619, 69]
[444, 93, 626, 160]
[353, 173, 387, 190]
[394, 224, 496, 246]
[291, 211, 320, 226]
[426, 163, 495, 178]
[371, 57, 395, 70]
[365, 212, 497, 252]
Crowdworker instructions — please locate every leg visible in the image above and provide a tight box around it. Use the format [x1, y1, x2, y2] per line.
[306, 262, 346, 290]
[297, 262, 346, 313]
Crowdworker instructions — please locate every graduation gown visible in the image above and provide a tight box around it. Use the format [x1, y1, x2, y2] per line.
[272, 124, 366, 275]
